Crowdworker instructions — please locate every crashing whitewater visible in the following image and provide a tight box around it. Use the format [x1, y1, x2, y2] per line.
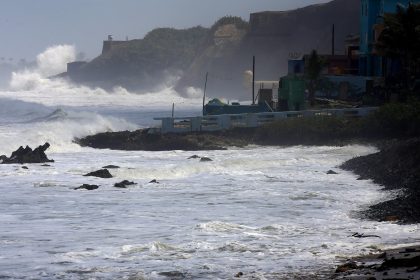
[0, 45, 419, 279]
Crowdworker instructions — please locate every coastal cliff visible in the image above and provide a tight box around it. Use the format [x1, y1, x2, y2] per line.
[66, 0, 360, 97]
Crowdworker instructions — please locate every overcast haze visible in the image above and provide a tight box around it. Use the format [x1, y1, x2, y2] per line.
[0, 0, 330, 61]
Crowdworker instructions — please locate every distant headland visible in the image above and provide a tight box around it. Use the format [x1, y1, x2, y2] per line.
[61, 0, 359, 98]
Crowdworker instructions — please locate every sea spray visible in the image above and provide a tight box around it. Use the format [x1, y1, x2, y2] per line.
[5, 45, 203, 109]
[9, 45, 76, 91]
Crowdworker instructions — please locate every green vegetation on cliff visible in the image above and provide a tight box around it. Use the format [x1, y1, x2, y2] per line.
[76, 26, 209, 89]
[123, 26, 209, 71]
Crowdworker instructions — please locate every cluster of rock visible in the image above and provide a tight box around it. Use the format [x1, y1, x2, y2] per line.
[74, 154, 216, 190]
[74, 166, 160, 191]
[0, 143, 54, 164]
[0, 144, 160, 191]
[335, 246, 420, 279]
[76, 129, 248, 151]
[188, 155, 213, 162]
[340, 138, 420, 224]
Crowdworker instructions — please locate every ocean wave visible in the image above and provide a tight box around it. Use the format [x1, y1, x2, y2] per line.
[195, 221, 255, 233]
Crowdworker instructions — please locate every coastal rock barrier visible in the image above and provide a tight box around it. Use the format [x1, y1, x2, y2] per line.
[340, 138, 420, 224]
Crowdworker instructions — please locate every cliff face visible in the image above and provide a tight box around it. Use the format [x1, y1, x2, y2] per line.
[68, 27, 209, 91]
[68, 0, 360, 98]
[176, 0, 360, 99]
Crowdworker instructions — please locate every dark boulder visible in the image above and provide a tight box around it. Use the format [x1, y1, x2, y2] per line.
[327, 170, 338, 174]
[0, 143, 54, 164]
[74, 184, 99, 191]
[84, 169, 113, 178]
[188, 155, 200, 159]
[22, 166, 29, 170]
[102, 165, 120, 169]
[114, 180, 136, 188]
[200, 157, 213, 162]
[149, 179, 159, 184]
[0, 155, 7, 163]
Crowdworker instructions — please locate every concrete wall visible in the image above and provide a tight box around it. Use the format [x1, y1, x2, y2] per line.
[102, 41, 130, 55]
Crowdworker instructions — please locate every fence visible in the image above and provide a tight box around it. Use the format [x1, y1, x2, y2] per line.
[153, 107, 378, 134]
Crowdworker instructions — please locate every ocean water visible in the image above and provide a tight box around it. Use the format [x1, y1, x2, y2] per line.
[0, 47, 419, 279]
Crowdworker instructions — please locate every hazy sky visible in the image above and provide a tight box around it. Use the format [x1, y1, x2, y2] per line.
[0, 0, 330, 61]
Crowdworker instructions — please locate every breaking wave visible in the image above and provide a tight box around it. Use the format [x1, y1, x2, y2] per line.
[4, 45, 202, 110]
[0, 45, 203, 155]
[0, 98, 137, 155]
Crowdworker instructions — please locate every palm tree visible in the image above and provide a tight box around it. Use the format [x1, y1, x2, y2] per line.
[376, 3, 420, 87]
[306, 50, 324, 106]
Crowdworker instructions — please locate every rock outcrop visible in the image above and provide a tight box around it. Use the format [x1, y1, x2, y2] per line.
[102, 165, 120, 169]
[84, 169, 113, 178]
[74, 184, 99, 191]
[76, 129, 248, 151]
[114, 180, 136, 188]
[334, 246, 420, 279]
[0, 143, 54, 164]
[341, 138, 420, 224]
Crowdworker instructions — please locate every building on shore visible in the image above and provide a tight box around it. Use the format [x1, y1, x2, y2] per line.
[359, 0, 420, 77]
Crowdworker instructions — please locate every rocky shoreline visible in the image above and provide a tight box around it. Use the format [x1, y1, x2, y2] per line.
[77, 129, 419, 225]
[76, 129, 249, 151]
[332, 245, 420, 279]
[341, 138, 420, 224]
[76, 125, 419, 279]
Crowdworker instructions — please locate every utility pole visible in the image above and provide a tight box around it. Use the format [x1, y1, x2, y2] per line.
[332, 24, 335, 56]
[202, 72, 208, 115]
[252, 56, 256, 105]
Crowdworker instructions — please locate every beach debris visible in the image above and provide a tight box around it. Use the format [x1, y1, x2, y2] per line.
[351, 232, 381, 238]
[0, 142, 54, 164]
[200, 157, 213, 162]
[102, 165, 120, 169]
[114, 180, 136, 188]
[326, 170, 338, 174]
[74, 184, 99, 191]
[84, 169, 113, 178]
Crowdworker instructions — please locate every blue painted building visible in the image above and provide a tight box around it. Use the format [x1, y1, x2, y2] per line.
[359, 0, 420, 76]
